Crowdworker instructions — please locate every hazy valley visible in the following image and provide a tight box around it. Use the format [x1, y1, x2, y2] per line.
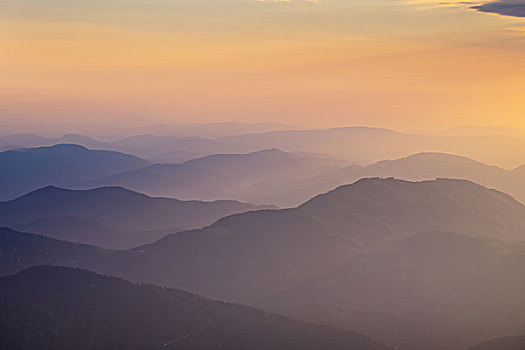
[2, 161, 525, 349]
[4, 0, 525, 346]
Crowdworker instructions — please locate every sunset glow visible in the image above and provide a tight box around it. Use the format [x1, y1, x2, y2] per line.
[1, 0, 525, 130]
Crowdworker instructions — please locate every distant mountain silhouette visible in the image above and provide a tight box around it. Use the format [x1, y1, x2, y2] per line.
[82, 149, 342, 203]
[353, 152, 506, 179]
[0, 124, 294, 161]
[353, 152, 525, 205]
[120, 121, 295, 138]
[170, 126, 525, 168]
[2, 178, 525, 349]
[271, 152, 525, 206]
[149, 149, 205, 163]
[466, 335, 525, 350]
[57, 133, 110, 149]
[0, 133, 109, 150]
[0, 186, 274, 249]
[3, 126, 525, 167]
[110, 134, 218, 160]
[4, 125, 525, 167]
[0, 133, 50, 149]
[0, 144, 149, 200]
[78, 150, 525, 207]
[0, 266, 390, 350]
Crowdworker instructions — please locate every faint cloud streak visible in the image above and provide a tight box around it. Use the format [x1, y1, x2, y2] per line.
[472, 0, 525, 17]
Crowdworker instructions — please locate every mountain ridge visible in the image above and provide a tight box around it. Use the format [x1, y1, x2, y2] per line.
[0, 144, 150, 201]
[3, 178, 525, 350]
[0, 265, 390, 350]
[0, 185, 275, 248]
[267, 152, 525, 206]
[82, 148, 343, 202]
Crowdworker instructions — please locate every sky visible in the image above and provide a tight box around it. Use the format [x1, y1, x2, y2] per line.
[1, 0, 525, 131]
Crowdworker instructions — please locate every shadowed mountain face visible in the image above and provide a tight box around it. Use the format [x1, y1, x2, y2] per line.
[267, 230, 525, 349]
[12, 216, 173, 250]
[0, 227, 105, 278]
[297, 177, 525, 241]
[2, 178, 525, 350]
[0, 186, 274, 249]
[272, 304, 431, 350]
[0, 266, 390, 350]
[0, 144, 150, 201]
[466, 336, 525, 350]
[82, 149, 342, 203]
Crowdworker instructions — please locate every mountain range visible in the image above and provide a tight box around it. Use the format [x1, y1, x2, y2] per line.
[2, 178, 525, 350]
[264, 152, 525, 206]
[0, 186, 273, 249]
[0, 133, 109, 151]
[0, 122, 293, 142]
[0, 265, 389, 350]
[83, 150, 525, 209]
[5, 143, 525, 209]
[81, 149, 342, 202]
[3, 126, 525, 167]
[0, 143, 346, 205]
[0, 144, 149, 201]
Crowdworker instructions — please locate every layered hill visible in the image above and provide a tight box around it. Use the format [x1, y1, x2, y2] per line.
[0, 144, 149, 200]
[0, 227, 105, 277]
[0, 266, 389, 350]
[3, 178, 525, 349]
[271, 152, 525, 206]
[0, 186, 273, 249]
[83, 149, 341, 202]
[173, 126, 525, 168]
[354, 152, 525, 204]
[3, 126, 525, 168]
[110, 134, 218, 160]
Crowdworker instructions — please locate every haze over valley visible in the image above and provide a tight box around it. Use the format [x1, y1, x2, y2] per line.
[2, 0, 525, 348]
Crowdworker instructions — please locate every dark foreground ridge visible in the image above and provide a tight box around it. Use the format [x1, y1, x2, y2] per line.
[0, 266, 390, 350]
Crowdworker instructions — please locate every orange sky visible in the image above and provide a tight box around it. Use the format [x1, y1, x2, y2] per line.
[1, 0, 525, 131]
